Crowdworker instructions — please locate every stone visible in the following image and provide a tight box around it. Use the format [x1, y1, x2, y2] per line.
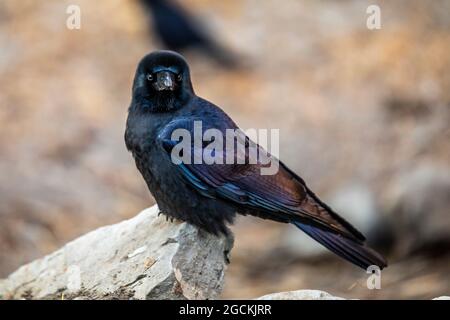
[0, 205, 233, 300]
[256, 289, 345, 300]
[433, 296, 450, 300]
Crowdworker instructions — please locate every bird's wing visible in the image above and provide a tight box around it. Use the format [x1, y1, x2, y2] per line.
[157, 117, 366, 242]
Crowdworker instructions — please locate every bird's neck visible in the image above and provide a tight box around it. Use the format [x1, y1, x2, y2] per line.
[131, 93, 191, 114]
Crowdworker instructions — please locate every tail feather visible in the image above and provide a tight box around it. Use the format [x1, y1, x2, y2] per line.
[293, 221, 387, 270]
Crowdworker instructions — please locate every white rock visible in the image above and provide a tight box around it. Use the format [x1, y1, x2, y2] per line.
[256, 289, 345, 300]
[433, 296, 450, 300]
[0, 205, 233, 300]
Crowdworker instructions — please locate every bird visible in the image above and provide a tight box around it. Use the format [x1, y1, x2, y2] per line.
[125, 50, 387, 270]
[139, 0, 240, 68]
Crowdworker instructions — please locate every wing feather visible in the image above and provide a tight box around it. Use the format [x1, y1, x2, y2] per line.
[158, 117, 364, 241]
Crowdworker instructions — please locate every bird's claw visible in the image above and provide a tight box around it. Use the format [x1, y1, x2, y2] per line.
[164, 215, 175, 223]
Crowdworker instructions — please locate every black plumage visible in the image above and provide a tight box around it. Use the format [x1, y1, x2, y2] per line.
[125, 50, 387, 270]
[139, 0, 239, 68]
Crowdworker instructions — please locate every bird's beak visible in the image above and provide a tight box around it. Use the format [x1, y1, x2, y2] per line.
[154, 71, 175, 91]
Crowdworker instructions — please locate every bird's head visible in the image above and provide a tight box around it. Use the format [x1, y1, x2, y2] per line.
[131, 50, 194, 112]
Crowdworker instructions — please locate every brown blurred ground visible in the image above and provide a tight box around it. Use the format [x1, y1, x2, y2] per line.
[0, 0, 449, 299]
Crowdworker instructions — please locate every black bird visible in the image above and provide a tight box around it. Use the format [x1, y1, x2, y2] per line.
[139, 0, 239, 68]
[125, 51, 387, 270]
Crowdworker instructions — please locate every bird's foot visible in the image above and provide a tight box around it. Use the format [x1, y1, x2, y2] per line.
[157, 211, 171, 221]
[164, 216, 175, 223]
[157, 210, 180, 223]
[162, 214, 177, 223]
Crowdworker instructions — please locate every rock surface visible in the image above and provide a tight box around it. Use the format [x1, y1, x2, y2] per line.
[257, 290, 345, 300]
[257, 290, 450, 300]
[0, 205, 233, 300]
[432, 296, 450, 300]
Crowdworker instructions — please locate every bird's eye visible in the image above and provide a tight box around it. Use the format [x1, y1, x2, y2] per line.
[176, 74, 183, 82]
[146, 73, 153, 81]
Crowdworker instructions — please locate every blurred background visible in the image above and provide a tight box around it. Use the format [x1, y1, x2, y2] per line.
[0, 0, 449, 299]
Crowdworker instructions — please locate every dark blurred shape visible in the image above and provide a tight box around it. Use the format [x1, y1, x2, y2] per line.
[140, 0, 241, 68]
[386, 165, 450, 257]
[384, 97, 432, 120]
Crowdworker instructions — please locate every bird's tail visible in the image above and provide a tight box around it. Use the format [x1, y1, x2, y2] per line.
[293, 221, 387, 270]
